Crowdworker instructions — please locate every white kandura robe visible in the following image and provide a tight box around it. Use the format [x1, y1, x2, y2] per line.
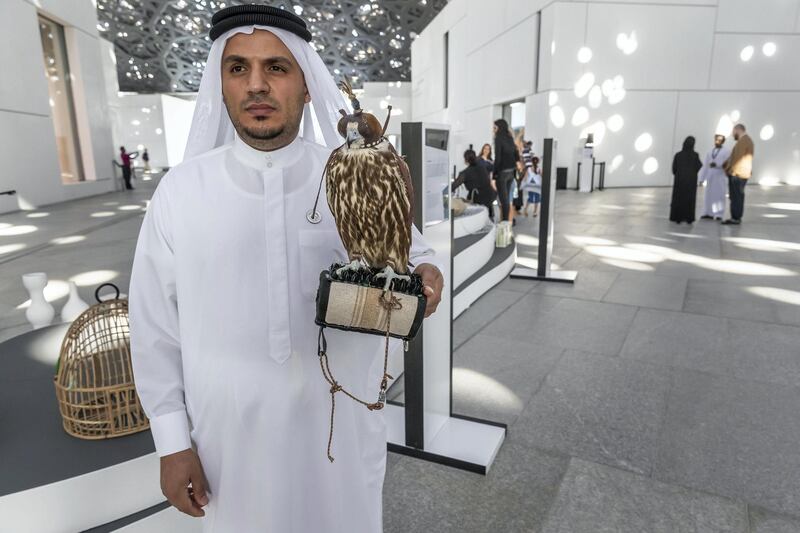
[699, 145, 731, 218]
[129, 134, 436, 533]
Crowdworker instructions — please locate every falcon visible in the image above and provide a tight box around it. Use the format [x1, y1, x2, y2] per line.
[324, 81, 414, 291]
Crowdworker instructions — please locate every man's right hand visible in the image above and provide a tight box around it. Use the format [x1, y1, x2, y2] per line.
[160, 449, 209, 517]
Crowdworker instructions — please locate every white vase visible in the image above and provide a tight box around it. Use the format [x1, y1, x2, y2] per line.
[61, 281, 89, 323]
[22, 272, 55, 329]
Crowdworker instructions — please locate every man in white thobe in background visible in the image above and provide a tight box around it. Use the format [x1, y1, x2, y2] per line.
[129, 6, 443, 532]
[698, 134, 730, 221]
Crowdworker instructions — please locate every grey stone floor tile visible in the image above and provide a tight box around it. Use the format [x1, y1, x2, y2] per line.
[485, 297, 637, 356]
[724, 319, 800, 388]
[750, 507, 800, 533]
[603, 272, 689, 310]
[620, 308, 728, 376]
[452, 334, 563, 424]
[684, 279, 781, 323]
[514, 350, 670, 475]
[383, 442, 569, 533]
[655, 369, 800, 517]
[453, 288, 525, 349]
[493, 275, 539, 293]
[531, 268, 619, 301]
[541, 459, 748, 533]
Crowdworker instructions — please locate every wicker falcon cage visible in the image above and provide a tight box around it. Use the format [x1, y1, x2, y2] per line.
[54, 284, 149, 439]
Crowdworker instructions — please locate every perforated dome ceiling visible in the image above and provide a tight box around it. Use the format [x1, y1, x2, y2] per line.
[96, 0, 446, 93]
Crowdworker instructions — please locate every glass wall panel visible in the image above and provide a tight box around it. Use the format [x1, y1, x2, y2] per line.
[38, 16, 84, 183]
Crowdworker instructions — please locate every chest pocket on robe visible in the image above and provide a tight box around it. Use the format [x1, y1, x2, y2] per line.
[298, 229, 347, 299]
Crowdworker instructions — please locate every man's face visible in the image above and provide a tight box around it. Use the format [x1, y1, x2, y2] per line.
[732, 127, 742, 141]
[714, 135, 724, 147]
[221, 30, 310, 150]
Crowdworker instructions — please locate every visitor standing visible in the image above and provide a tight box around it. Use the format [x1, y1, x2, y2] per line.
[669, 136, 703, 224]
[493, 118, 520, 224]
[722, 124, 754, 225]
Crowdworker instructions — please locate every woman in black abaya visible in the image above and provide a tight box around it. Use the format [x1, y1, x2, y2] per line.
[670, 136, 703, 224]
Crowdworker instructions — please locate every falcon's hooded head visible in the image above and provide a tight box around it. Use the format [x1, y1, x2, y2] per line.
[337, 80, 384, 149]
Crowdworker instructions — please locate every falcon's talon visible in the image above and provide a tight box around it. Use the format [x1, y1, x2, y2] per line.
[335, 259, 364, 277]
[375, 266, 411, 292]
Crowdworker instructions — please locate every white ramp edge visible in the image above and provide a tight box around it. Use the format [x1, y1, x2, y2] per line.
[453, 225, 496, 290]
[453, 244, 516, 319]
[454, 205, 490, 239]
[113, 505, 202, 532]
[0, 453, 162, 533]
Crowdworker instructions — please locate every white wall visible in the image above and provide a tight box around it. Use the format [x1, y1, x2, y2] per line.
[161, 94, 196, 167]
[100, 39, 196, 171]
[0, 0, 116, 214]
[357, 81, 411, 137]
[412, 0, 800, 188]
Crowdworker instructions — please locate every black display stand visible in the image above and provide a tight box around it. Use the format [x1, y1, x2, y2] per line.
[511, 138, 577, 284]
[383, 122, 506, 475]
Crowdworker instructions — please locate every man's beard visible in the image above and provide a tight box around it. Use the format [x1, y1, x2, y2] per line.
[242, 122, 285, 141]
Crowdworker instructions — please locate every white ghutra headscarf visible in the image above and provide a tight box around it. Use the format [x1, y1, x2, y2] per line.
[183, 25, 349, 160]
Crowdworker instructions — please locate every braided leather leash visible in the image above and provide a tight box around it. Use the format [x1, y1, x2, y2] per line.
[318, 292, 401, 462]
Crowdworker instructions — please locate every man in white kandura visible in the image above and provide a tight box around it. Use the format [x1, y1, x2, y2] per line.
[129, 6, 443, 532]
[698, 134, 731, 221]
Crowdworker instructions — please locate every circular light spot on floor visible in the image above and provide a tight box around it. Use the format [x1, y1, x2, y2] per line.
[747, 286, 800, 305]
[26, 212, 49, 218]
[0, 243, 26, 255]
[69, 270, 119, 287]
[103, 202, 120, 206]
[453, 368, 523, 412]
[51, 235, 86, 245]
[118, 204, 144, 211]
[643, 157, 659, 175]
[600, 258, 654, 271]
[768, 203, 800, 211]
[0, 224, 38, 236]
[760, 124, 774, 141]
[606, 114, 624, 132]
[634, 133, 653, 152]
[724, 237, 800, 252]
[565, 235, 617, 246]
[740, 45, 754, 62]
[91, 211, 116, 218]
[763, 213, 787, 219]
[585, 245, 665, 263]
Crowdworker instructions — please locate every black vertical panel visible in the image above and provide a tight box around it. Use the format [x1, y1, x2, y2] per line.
[401, 122, 425, 450]
[444, 32, 449, 109]
[537, 138, 554, 276]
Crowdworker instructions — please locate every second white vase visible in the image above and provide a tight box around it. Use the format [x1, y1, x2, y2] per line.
[22, 272, 55, 330]
[61, 281, 90, 323]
